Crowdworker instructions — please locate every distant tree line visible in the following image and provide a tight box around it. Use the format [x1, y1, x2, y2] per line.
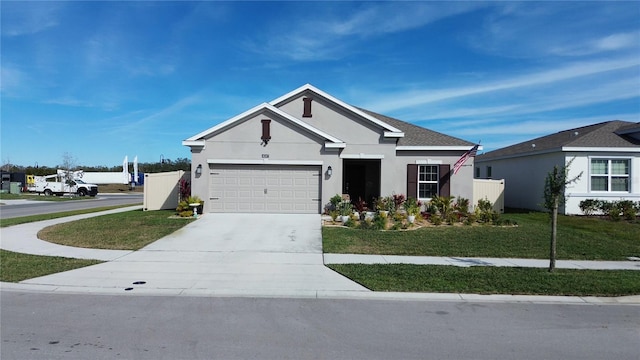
[1, 157, 191, 175]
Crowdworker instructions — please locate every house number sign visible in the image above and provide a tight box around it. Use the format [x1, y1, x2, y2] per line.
[262, 154, 269, 158]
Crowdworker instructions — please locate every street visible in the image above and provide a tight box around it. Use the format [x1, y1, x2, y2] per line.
[1, 291, 639, 360]
[0, 194, 143, 219]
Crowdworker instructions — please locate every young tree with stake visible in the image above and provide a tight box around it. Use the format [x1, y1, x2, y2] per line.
[543, 158, 582, 272]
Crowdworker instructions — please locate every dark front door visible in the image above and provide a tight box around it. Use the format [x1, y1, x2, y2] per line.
[342, 159, 380, 207]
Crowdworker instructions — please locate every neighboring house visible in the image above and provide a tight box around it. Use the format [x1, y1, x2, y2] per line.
[475, 121, 640, 215]
[183, 84, 479, 214]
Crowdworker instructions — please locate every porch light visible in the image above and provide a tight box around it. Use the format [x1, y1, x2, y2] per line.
[327, 166, 332, 176]
[195, 164, 203, 176]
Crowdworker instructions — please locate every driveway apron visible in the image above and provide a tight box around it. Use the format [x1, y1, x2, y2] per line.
[20, 214, 369, 296]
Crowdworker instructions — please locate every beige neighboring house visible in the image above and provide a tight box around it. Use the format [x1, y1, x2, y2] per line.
[475, 121, 640, 215]
[182, 84, 479, 214]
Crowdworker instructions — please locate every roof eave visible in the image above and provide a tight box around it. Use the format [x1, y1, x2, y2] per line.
[396, 145, 483, 151]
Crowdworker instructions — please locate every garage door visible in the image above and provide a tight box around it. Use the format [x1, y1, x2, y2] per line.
[209, 164, 321, 213]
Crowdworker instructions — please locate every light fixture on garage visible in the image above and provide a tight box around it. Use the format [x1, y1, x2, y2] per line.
[327, 166, 332, 176]
[195, 164, 203, 176]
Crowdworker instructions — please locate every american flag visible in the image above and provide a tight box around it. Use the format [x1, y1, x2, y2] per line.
[453, 144, 479, 174]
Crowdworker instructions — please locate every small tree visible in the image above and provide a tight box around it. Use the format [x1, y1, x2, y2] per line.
[543, 159, 581, 272]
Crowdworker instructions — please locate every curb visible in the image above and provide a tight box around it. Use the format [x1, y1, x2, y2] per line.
[2, 282, 639, 305]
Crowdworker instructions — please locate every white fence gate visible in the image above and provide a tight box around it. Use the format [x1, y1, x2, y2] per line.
[473, 179, 505, 213]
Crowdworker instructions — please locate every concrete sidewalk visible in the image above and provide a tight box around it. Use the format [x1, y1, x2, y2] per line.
[0, 206, 140, 261]
[324, 254, 640, 270]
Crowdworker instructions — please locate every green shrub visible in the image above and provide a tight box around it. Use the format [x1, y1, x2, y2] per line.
[373, 213, 388, 230]
[579, 199, 600, 216]
[178, 210, 193, 218]
[430, 214, 443, 226]
[618, 200, 637, 221]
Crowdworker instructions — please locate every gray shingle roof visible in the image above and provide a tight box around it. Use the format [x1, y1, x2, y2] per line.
[478, 120, 640, 161]
[356, 107, 475, 147]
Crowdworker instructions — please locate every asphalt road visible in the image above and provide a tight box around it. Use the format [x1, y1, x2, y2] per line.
[1, 291, 639, 360]
[0, 194, 143, 219]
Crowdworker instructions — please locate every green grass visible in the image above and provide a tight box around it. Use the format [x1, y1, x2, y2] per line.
[0, 249, 102, 283]
[0, 205, 137, 228]
[328, 264, 640, 296]
[0, 192, 93, 202]
[38, 209, 195, 250]
[323, 212, 640, 260]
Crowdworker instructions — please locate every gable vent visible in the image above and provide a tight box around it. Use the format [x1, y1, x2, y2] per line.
[261, 119, 271, 145]
[303, 97, 313, 117]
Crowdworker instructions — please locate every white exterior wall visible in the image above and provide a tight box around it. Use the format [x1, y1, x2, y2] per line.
[564, 152, 640, 215]
[477, 152, 565, 212]
[477, 151, 640, 215]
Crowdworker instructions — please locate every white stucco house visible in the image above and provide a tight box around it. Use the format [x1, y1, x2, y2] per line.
[182, 84, 480, 214]
[475, 121, 640, 215]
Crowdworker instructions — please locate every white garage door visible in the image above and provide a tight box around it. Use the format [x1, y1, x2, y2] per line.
[209, 164, 321, 213]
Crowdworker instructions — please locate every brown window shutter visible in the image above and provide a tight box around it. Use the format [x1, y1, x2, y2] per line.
[261, 119, 271, 142]
[303, 97, 313, 117]
[439, 164, 450, 197]
[407, 164, 417, 198]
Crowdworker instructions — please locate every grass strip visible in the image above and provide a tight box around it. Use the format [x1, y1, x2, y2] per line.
[0, 249, 102, 283]
[328, 264, 640, 296]
[323, 212, 640, 261]
[0, 205, 135, 228]
[38, 209, 194, 250]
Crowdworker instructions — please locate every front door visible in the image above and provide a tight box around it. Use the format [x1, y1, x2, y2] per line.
[342, 159, 380, 208]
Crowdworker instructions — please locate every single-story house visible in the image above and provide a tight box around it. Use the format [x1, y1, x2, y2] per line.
[183, 84, 480, 214]
[475, 121, 640, 215]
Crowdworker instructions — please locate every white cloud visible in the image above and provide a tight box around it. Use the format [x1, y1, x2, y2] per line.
[361, 57, 640, 113]
[1, 2, 60, 37]
[250, 2, 486, 62]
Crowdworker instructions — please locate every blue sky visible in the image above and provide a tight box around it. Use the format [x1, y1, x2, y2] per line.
[2, 1, 639, 168]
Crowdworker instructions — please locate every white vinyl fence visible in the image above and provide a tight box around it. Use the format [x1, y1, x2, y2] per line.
[473, 179, 505, 213]
[143, 170, 186, 211]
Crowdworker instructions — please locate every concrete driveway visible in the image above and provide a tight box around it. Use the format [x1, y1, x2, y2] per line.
[20, 214, 369, 297]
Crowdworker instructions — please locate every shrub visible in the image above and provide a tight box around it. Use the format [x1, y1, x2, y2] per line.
[329, 210, 339, 222]
[404, 197, 422, 216]
[373, 213, 388, 230]
[579, 199, 600, 216]
[618, 200, 637, 221]
[430, 214, 443, 226]
[392, 194, 406, 210]
[454, 196, 470, 215]
[178, 210, 193, 218]
[353, 197, 369, 213]
[344, 217, 357, 228]
[600, 201, 621, 221]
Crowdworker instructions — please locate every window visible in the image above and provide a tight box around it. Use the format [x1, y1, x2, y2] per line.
[418, 165, 438, 199]
[590, 158, 630, 192]
[475, 167, 480, 178]
[486, 166, 492, 179]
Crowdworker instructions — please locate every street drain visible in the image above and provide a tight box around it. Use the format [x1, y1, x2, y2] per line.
[132, 281, 146, 285]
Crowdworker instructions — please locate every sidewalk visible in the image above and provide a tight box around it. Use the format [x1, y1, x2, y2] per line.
[323, 254, 640, 270]
[0, 206, 140, 261]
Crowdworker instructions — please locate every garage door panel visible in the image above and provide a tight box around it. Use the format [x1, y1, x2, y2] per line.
[209, 164, 320, 214]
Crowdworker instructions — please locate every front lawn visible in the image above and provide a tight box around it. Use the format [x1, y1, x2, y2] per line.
[323, 212, 640, 260]
[328, 264, 640, 296]
[0, 250, 101, 283]
[37, 209, 194, 250]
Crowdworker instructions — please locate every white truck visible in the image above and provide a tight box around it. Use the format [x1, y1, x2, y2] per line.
[28, 171, 99, 197]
